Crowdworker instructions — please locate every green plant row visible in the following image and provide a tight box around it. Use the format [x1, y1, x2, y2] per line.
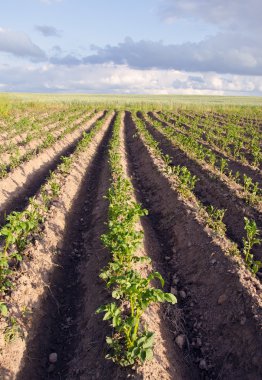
[133, 113, 262, 275]
[97, 112, 177, 367]
[133, 112, 198, 197]
[0, 104, 70, 143]
[0, 106, 85, 157]
[170, 109, 261, 167]
[0, 112, 110, 320]
[0, 109, 98, 179]
[148, 113, 261, 205]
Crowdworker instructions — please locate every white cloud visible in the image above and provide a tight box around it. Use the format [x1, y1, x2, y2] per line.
[159, 0, 262, 33]
[0, 28, 46, 60]
[35, 25, 61, 37]
[1, 62, 262, 95]
[78, 35, 262, 75]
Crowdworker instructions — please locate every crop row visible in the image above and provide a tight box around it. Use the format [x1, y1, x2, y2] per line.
[166, 110, 261, 167]
[0, 104, 65, 140]
[97, 112, 176, 366]
[0, 109, 98, 179]
[0, 112, 110, 320]
[0, 106, 84, 157]
[147, 112, 261, 205]
[132, 112, 262, 275]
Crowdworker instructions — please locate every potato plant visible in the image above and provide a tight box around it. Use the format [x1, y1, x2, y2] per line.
[97, 113, 177, 367]
[149, 113, 261, 205]
[0, 113, 109, 312]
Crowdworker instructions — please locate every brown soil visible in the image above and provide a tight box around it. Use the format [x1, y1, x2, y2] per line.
[140, 114, 262, 263]
[153, 112, 262, 186]
[10, 113, 196, 380]
[0, 109, 261, 380]
[0, 111, 89, 170]
[0, 109, 60, 144]
[1, 109, 83, 149]
[0, 113, 114, 379]
[119, 116, 197, 380]
[0, 111, 105, 226]
[125, 111, 262, 380]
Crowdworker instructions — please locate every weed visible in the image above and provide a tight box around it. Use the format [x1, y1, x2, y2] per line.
[243, 217, 262, 274]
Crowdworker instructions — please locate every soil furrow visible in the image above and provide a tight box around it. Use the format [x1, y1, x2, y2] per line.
[0, 108, 82, 157]
[0, 113, 114, 379]
[125, 111, 262, 380]
[153, 112, 262, 185]
[15, 114, 116, 380]
[0, 111, 106, 226]
[119, 114, 198, 380]
[142, 114, 262, 261]
[0, 109, 87, 166]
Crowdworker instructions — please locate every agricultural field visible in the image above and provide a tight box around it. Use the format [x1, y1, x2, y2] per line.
[0, 94, 261, 380]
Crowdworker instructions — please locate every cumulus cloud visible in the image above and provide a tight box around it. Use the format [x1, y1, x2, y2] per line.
[0, 28, 46, 60]
[1, 62, 262, 95]
[50, 54, 81, 65]
[159, 0, 262, 32]
[75, 35, 262, 76]
[35, 25, 61, 37]
[44, 2, 261, 78]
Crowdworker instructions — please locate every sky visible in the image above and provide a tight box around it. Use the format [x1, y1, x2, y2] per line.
[0, 0, 262, 95]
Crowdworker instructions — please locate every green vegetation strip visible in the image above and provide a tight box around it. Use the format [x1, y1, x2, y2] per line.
[132, 112, 262, 275]
[97, 112, 176, 367]
[168, 110, 261, 166]
[0, 106, 84, 156]
[0, 112, 110, 320]
[0, 109, 98, 178]
[147, 113, 261, 205]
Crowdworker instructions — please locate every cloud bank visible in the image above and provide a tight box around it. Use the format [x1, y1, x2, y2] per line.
[0, 28, 46, 60]
[1, 1, 262, 94]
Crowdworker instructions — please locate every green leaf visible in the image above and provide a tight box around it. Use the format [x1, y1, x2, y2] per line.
[164, 292, 177, 304]
[145, 348, 153, 361]
[0, 303, 9, 317]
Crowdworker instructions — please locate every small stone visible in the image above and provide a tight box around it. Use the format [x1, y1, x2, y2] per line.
[196, 338, 202, 347]
[57, 241, 63, 250]
[179, 290, 187, 299]
[187, 242, 192, 247]
[49, 353, 58, 363]
[165, 256, 171, 261]
[172, 247, 177, 254]
[171, 287, 178, 296]
[175, 335, 186, 349]
[218, 294, 227, 305]
[199, 359, 207, 370]
[210, 259, 217, 265]
[240, 316, 246, 325]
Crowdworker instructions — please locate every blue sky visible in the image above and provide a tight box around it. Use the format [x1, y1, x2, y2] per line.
[0, 0, 262, 95]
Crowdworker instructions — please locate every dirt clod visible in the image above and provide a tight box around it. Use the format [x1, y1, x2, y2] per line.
[179, 290, 187, 299]
[49, 353, 58, 363]
[175, 335, 186, 349]
[217, 294, 228, 304]
[199, 359, 208, 370]
[171, 287, 178, 296]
